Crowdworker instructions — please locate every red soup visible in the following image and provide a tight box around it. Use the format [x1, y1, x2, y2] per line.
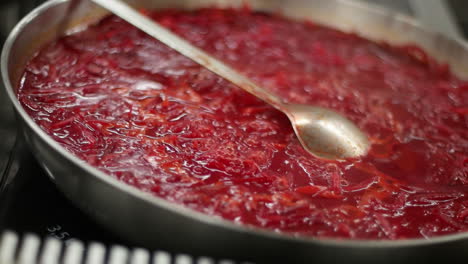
[19, 8, 467, 239]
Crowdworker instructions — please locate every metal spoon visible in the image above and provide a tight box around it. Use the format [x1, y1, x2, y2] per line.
[86, 0, 370, 160]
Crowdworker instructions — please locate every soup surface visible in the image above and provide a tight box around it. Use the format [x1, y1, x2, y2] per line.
[19, 8, 467, 239]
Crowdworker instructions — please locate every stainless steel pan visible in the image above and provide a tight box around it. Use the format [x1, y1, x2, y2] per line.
[3, 0, 468, 263]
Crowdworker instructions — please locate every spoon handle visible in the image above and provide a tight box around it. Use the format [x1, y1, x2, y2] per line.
[90, 0, 285, 109]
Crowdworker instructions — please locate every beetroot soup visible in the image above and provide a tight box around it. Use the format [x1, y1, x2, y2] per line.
[19, 8, 467, 239]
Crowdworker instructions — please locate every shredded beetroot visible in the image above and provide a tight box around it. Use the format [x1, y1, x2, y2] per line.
[19, 8, 467, 239]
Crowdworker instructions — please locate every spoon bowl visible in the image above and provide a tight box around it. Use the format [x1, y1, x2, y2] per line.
[285, 104, 370, 159]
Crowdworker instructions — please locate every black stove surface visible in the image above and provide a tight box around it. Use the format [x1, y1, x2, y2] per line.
[0, 141, 128, 247]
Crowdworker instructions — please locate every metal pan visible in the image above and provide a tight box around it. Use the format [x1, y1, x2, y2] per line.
[2, 0, 468, 263]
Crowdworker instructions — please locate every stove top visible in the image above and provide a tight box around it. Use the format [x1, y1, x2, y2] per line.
[0, 141, 125, 246]
[0, 0, 466, 263]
